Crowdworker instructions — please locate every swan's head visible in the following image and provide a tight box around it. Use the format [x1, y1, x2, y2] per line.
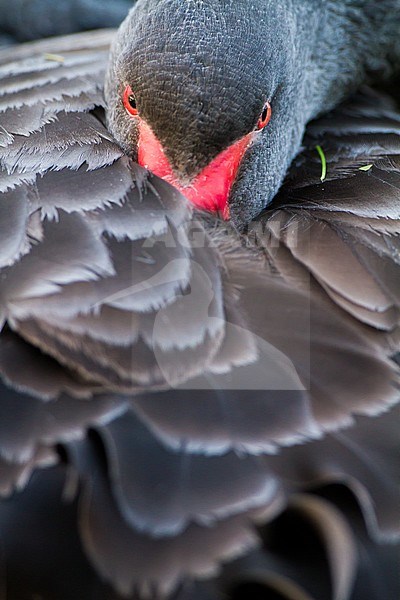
[105, 0, 306, 227]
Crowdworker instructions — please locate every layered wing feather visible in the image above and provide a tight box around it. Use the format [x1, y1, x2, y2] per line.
[0, 37, 398, 600]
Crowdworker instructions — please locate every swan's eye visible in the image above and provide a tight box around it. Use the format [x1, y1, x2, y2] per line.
[257, 101, 272, 130]
[123, 85, 138, 116]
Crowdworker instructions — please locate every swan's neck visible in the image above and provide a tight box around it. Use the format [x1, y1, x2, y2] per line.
[299, 0, 400, 119]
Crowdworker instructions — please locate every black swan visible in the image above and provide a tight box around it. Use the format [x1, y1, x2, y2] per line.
[0, 1, 399, 599]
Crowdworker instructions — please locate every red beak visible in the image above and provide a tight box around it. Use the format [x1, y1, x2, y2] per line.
[137, 120, 254, 219]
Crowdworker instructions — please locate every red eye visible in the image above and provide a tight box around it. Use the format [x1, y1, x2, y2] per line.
[257, 101, 272, 130]
[123, 85, 138, 117]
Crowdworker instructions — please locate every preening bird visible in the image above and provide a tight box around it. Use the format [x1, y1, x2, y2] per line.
[0, 1, 399, 599]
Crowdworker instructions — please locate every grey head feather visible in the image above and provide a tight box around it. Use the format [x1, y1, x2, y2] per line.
[105, 0, 400, 227]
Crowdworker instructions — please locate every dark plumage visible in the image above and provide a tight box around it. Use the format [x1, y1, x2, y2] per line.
[0, 0, 131, 42]
[0, 3, 399, 600]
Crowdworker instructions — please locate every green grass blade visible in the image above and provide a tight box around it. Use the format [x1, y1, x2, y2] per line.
[316, 145, 327, 182]
[43, 53, 65, 63]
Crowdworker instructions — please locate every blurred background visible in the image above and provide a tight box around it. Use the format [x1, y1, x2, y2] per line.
[0, 0, 133, 46]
